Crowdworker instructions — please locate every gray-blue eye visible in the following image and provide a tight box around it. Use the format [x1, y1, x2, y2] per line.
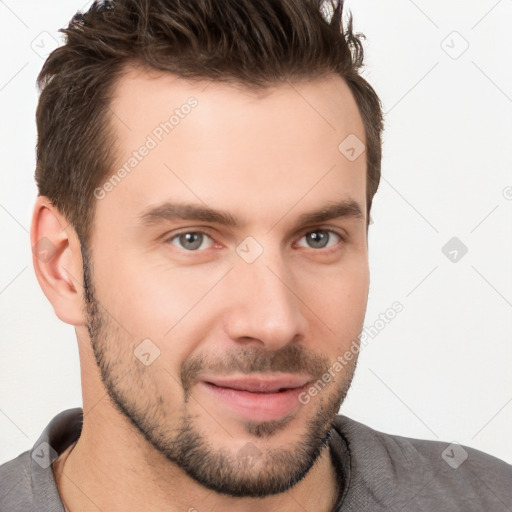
[169, 232, 213, 251]
[167, 229, 342, 252]
[296, 230, 341, 250]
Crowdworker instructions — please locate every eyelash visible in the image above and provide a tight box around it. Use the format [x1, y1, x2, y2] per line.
[164, 227, 346, 254]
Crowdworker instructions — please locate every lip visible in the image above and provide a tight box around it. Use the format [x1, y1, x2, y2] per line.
[203, 374, 312, 393]
[197, 374, 312, 422]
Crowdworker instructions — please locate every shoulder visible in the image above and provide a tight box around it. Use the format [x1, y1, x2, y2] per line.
[333, 414, 512, 511]
[0, 408, 82, 512]
[0, 450, 35, 510]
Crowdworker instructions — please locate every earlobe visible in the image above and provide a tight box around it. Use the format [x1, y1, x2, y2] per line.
[30, 196, 86, 326]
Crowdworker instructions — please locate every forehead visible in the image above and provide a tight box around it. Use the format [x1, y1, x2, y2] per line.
[98, 67, 367, 229]
[109, 66, 364, 144]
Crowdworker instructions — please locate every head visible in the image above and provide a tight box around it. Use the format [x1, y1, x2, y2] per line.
[32, 0, 383, 499]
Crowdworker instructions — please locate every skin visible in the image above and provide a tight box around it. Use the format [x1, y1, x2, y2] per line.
[32, 67, 369, 512]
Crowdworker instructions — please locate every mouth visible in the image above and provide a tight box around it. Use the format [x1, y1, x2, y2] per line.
[197, 374, 312, 422]
[202, 375, 312, 393]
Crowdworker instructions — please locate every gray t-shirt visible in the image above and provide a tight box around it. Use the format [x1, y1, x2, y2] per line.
[1, 408, 511, 511]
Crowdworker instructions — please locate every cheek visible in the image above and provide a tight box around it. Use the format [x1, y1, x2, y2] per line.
[94, 256, 224, 348]
[90, 258, 166, 338]
[302, 261, 369, 341]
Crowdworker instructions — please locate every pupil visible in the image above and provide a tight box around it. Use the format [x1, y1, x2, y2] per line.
[181, 232, 202, 250]
[309, 231, 327, 248]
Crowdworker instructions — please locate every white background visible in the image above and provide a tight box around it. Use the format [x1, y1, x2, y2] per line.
[1, 0, 511, 466]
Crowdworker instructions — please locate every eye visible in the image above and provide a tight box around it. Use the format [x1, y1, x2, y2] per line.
[167, 231, 214, 251]
[295, 229, 343, 250]
[165, 228, 344, 253]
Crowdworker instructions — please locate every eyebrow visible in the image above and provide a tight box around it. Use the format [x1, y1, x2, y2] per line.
[138, 199, 365, 229]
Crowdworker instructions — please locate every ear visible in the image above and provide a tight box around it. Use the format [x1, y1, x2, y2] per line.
[30, 196, 86, 326]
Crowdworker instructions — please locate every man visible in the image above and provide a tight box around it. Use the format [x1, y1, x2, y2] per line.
[1, 0, 511, 510]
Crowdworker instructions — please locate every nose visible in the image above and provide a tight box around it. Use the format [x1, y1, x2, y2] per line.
[221, 249, 308, 351]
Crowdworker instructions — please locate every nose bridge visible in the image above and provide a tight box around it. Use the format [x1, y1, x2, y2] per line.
[223, 245, 305, 348]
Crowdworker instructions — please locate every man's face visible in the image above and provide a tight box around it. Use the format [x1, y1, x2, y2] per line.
[83, 68, 369, 497]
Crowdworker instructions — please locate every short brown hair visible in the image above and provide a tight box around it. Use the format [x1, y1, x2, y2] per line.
[35, 0, 383, 250]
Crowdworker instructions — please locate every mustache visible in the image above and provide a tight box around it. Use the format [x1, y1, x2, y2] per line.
[180, 343, 330, 394]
